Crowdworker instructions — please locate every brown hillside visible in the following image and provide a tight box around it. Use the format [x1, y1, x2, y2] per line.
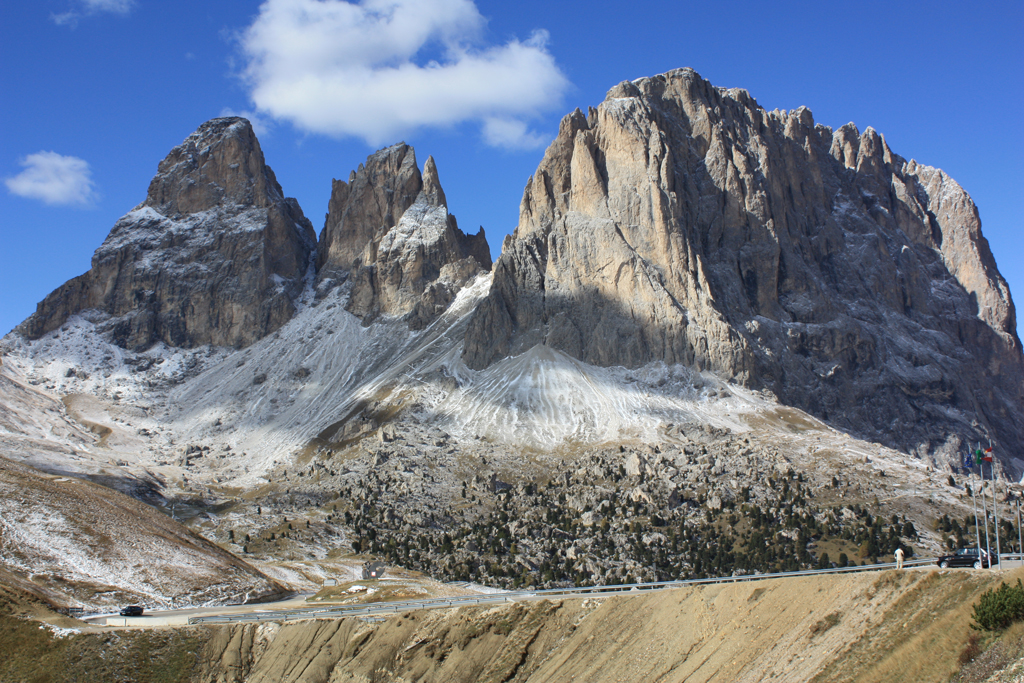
[192, 567, 1024, 682]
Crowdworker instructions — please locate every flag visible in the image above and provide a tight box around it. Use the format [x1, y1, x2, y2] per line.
[964, 453, 974, 469]
[975, 449, 984, 465]
[983, 447, 993, 463]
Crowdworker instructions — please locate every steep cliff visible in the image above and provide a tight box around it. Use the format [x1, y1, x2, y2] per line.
[318, 144, 491, 328]
[463, 68, 1024, 461]
[19, 117, 317, 350]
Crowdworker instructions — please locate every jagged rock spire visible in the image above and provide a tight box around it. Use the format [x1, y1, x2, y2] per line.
[317, 145, 490, 329]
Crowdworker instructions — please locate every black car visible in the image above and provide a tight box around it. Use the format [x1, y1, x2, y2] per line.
[119, 605, 144, 617]
[936, 547, 990, 569]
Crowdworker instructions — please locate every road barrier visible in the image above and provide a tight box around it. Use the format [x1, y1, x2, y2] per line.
[187, 556, 942, 625]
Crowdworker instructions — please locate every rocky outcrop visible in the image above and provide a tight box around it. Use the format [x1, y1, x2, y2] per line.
[317, 143, 423, 278]
[19, 118, 316, 350]
[319, 145, 491, 328]
[463, 68, 1024, 462]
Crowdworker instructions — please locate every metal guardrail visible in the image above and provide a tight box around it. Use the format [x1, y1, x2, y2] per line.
[186, 557, 941, 625]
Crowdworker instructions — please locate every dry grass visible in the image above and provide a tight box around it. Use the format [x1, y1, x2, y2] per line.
[0, 586, 206, 683]
[813, 567, 1024, 683]
[948, 619, 1024, 683]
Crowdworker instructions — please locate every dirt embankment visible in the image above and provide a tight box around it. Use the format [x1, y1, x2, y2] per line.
[192, 567, 1024, 683]
[5, 567, 1024, 682]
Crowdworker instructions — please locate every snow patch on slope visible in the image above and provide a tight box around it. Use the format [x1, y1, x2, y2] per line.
[414, 345, 754, 451]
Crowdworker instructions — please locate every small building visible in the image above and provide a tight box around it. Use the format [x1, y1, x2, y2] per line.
[361, 561, 387, 580]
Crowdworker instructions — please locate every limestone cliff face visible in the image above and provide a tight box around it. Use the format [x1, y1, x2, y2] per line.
[463, 68, 1024, 459]
[19, 118, 317, 349]
[319, 145, 491, 329]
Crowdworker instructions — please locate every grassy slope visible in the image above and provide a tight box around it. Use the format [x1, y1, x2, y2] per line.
[4, 567, 1024, 682]
[814, 567, 1024, 683]
[0, 589, 206, 683]
[193, 567, 1024, 683]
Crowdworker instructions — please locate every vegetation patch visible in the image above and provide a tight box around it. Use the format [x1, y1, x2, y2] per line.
[958, 632, 983, 666]
[971, 579, 1024, 632]
[330, 467, 921, 590]
[952, 621, 1024, 683]
[0, 612, 206, 683]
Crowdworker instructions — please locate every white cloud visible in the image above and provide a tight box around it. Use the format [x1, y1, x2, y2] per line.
[482, 117, 548, 150]
[238, 0, 569, 148]
[5, 152, 98, 206]
[51, 0, 134, 26]
[83, 0, 134, 12]
[219, 108, 274, 137]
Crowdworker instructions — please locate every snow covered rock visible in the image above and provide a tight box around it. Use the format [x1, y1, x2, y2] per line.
[19, 117, 316, 350]
[318, 144, 491, 328]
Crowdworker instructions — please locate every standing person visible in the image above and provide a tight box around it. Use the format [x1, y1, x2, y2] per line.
[895, 547, 904, 570]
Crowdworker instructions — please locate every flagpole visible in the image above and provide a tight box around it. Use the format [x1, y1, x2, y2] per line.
[979, 447, 992, 567]
[1016, 496, 1022, 562]
[971, 464, 982, 557]
[993, 459, 1002, 570]
[982, 484, 992, 565]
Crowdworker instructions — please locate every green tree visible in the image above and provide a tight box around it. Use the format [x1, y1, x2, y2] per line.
[972, 580, 1024, 631]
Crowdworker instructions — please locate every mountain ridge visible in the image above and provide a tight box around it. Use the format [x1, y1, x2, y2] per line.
[463, 67, 1023, 466]
[1, 67, 1022, 612]
[17, 117, 318, 350]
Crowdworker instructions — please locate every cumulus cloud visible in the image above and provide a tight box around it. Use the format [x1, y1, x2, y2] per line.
[482, 117, 548, 150]
[220, 108, 274, 137]
[238, 0, 569, 149]
[52, 0, 134, 26]
[5, 152, 98, 206]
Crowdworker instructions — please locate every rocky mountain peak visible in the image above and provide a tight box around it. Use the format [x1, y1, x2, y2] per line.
[463, 66, 1023, 463]
[317, 142, 422, 278]
[421, 155, 447, 208]
[18, 117, 316, 350]
[141, 117, 283, 216]
[319, 145, 491, 329]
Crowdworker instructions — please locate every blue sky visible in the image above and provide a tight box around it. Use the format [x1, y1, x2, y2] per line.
[2, 0, 1022, 341]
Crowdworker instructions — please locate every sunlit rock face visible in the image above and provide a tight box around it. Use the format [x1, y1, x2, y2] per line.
[318, 144, 491, 329]
[463, 67, 1024, 462]
[19, 117, 317, 350]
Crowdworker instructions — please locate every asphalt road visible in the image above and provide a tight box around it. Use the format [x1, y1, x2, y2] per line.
[82, 592, 315, 626]
[86, 554, 1024, 628]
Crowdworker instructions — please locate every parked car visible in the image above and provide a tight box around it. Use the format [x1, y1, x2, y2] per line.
[119, 605, 144, 616]
[936, 547, 990, 569]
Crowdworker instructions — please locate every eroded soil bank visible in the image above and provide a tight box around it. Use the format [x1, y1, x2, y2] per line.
[193, 567, 1023, 682]
[5, 567, 1024, 683]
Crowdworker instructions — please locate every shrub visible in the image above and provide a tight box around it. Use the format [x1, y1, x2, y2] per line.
[971, 579, 1024, 631]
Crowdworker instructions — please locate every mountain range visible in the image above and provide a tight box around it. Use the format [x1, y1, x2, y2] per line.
[1, 67, 1021, 609]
